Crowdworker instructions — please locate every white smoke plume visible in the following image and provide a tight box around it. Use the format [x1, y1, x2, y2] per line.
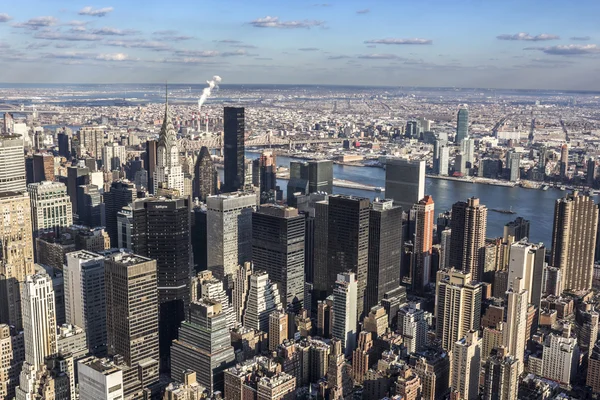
[198, 75, 222, 110]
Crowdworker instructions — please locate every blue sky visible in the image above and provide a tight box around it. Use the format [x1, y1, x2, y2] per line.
[1, 0, 600, 89]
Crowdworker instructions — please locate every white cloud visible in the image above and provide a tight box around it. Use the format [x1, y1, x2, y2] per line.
[497, 32, 559, 41]
[78, 6, 114, 17]
[249, 16, 324, 29]
[365, 38, 432, 45]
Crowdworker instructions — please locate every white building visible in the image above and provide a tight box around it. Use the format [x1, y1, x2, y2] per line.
[78, 356, 123, 400]
[507, 241, 545, 305]
[64, 251, 106, 354]
[102, 143, 126, 172]
[397, 304, 428, 354]
[0, 135, 26, 193]
[541, 333, 579, 385]
[451, 330, 481, 400]
[27, 181, 72, 236]
[207, 192, 258, 280]
[242, 270, 281, 333]
[503, 277, 528, 374]
[191, 271, 236, 329]
[332, 272, 358, 357]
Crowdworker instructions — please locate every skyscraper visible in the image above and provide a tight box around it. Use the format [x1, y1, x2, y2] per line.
[242, 270, 282, 332]
[435, 269, 482, 351]
[269, 310, 289, 351]
[66, 165, 89, 214]
[455, 106, 469, 144]
[551, 191, 598, 291]
[327, 195, 370, 317]
[332, 272, 358, 357]
[541, 333, 579, 385]
[503, 278, 528, 374]
[103, 180, 135, 247]
[365, 198, 402, 310]
[0, 192, 35, 330]
[193, 146, 218, 202]
[412, 196, 434, 293]
[286, 160, 333, 204]
[27, 181, 72, 237]
[482, 348, 519, 400]
[450, 330, 480, 400]
[0, 135, 26, 193]
[79, 127, 105, 160]
[449, 197, 487, 281]
[32, 153, 54, 183]
[223, 107, 245, 192]
[76, 184, 104, 227]
[154, 95, 184, 195]
[57, 132, 71, 160]
[560, 143, 569, 179]
[504, 216, 530, 242]
[64, 251, 106, 355]
[385, 159, 425, 210]
[507, 241, 545, 306]
[256, 150, 278, 203]
[102, 143, 126, 172]
[252, 204, 305, 312]
[398, 304, 428, 354]
[170, 299, 235, 393]
[104, 252, 159, 397]
[506, 150, 520, 182]
[191, 271, 235, 329]
[145, 140, 157, 194]
[77, 356, 124, 400]
[433, 139, 449, 176]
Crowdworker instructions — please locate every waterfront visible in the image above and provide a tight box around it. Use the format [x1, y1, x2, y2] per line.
[242, 152, 590, 246]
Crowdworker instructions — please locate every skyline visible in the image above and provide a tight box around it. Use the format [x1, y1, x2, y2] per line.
[0, 1, 599, 90]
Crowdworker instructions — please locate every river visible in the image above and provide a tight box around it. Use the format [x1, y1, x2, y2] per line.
[234, 152, 591, 246]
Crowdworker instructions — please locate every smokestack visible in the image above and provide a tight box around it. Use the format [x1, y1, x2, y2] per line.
[205, 114, 209, 135]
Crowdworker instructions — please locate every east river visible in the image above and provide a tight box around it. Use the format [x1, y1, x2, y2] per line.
[232, 152, 597, 246]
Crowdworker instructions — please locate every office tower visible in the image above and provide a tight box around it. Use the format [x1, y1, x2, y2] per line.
[66, 165, 89, 214]
[560, 143, 569, 179]
[269, 310, 288, 351]
[405, 121, 418, 138]
[541, 333, 579, 385]
[587, 343, 600, 394]
[385, 158, 425, 210]
[27, 181, 72, 237]
[410, 347, 450, 400]
[145, 139, 157, 194]
[327, 339, 352, 399]
[433, 139, 449, 176]
[327, 195, 370, 317]
[398, 304, 428, 354]
[576, 304, 599, 356]
[64, 251, 106, 355]
[193, 146, 218, 202]
[79, 127, 105, 159]
[365, 199, 402, 310]
[256, 150, 278, 202]
[104, 252, 159, 396]
[0, 135, 26, 193]
[461, 138, 475, 167]
[243, 270, 282, 332]
[103, 180, 135, 247]
[363, 305, 387, 337]
[412, 196, 434, 293]
[0, 192, 34, 330]
[78, 356, 124, 400]
[449, 197, 487, 281]
[207, 192, 258, 280]
[504, 216, 530, 242]
[440, 228, 451, 270]
[77, 184, 104, 227]
[317, 298, 333, 338]
[57, 132, 72, 160]
[352, 331, 373, 385]
[482, 347, 519, 400]
[287, 160, 334, 204]
[252, 205, 305, 312]
[455, 106, 469, 144]
[332, 272, 358, 357]
[154, 98, 184, 196]
[0, 324, 24, 400]
[171, 299, 235, 393]
[32, 153, 54, 183]
[223, 107, 245, 192]
[313, 199, 329, 299]
[232, 262, 253, 324]
[450, 330, 480, 400]
[588, 158, 596, 186]
[506, 150, 520, 182]
[504, 277, 528, 375]
[129, 196, 191, 370]
[551, 191, 598, 291]
[507, 241, 544, 306]
[482, 323, 504, 361]
[102, 142, 126, 172]
[435, 269, 482, 352]
[190, 271, 235, 329]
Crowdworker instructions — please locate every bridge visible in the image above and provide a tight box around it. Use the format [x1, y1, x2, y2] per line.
[177, 136, 345, 152]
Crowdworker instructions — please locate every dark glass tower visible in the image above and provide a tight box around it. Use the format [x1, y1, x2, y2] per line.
[326, 195, 370, 317]
[456, 106, 469, 144]
[252, 205, 305, 312]
[76, 184, 104, 227]
[57, 133, 71, 160]
[366, 199, 402, 311]
[287, 160, 333, 205]
[223, 107, 245, 192]
[103, 180, 135, 247]
[130, 196, 192, 371]
[67, 165, 89, 214]
[193, 146, 218, 202]
[144, 140, 157, 194]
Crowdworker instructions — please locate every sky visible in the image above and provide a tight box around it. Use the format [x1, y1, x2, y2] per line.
[1, 0, 600, 90]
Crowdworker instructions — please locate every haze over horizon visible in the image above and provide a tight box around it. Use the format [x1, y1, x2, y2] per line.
[1, 0, 600, 90]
